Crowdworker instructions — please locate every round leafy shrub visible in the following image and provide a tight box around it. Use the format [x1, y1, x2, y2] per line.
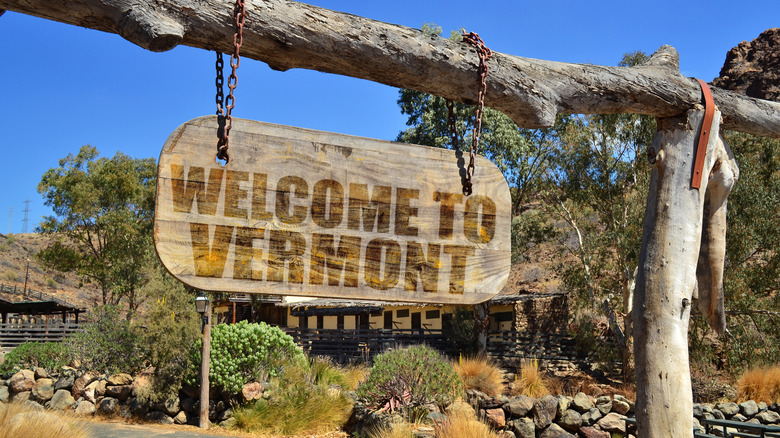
[186, 320, 304, 394]
[357, 345, 462, 416]
[0, 342, 71, 376]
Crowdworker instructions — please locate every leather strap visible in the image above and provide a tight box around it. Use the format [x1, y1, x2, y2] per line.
[692, 79, 715, 189]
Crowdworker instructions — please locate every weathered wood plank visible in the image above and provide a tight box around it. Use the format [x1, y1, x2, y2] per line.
[155, 116, 512, 304]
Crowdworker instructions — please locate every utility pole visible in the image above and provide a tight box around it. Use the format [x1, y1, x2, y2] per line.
[23, 259, 30, 299]
[22, 198, 30, 233]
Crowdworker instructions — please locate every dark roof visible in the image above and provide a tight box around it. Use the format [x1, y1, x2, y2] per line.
[0, 297, 85, 316]
[489, 292, 566, 305]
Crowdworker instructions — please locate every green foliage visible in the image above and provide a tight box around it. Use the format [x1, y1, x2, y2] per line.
[187, 320, 304, 394]
[2, 270, 18, 282]
[136, 263, 201, 403]
[67, 305, 146, 375]
[46, 278, 57, 288]
[0, 342, 71, 376]
[5, 235, 15, 245]
[234, 356, 352, 435]
[37, 145, 157, 309]
[357, 345, 463, 419]
[442, 307, 477, 356]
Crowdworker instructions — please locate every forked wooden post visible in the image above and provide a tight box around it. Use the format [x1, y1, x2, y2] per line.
[634, 109, 737, 437]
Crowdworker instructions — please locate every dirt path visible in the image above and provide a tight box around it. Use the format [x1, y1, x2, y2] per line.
[82, 419, 350, 438]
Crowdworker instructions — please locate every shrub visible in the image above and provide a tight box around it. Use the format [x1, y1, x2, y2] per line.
[0, 401, 88, 438]
[511, 358, 550, 397]
[186, 320, 304, 394]
[234, 356, 352, 435]
[0, 342, 71, 376]
[2, 270, 19, 282]
[433, 411, 502, 438]
[46, 278, 57, 288]
[66, 305, 146, 375]
[737, 365, 780, 403]
[357, 345, 463, 419]
[453, 355, 504, 396]
[443, 307, 478, 356]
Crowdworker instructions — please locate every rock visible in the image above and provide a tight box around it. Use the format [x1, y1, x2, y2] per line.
[34, 368, 49, 379]
[220, 416, 237, 428]
[12, 390, 31, 403]
[127, 396, 149, 417]
[755, 410, 780, 424]
[426, 411, 446, 423]
[596, 412, 626, 433]
[23, 400, 44, 411]
[579, 426, 611, 438]
[716, 402, 739, 417]
[104, 384, 132, 401]
[713, 409, 725, 420]
[97, 397, 120, 416]
[218, 408, 233, 422]
[466, 389, 489, 411]
[84, 380, 101, 404]
[581, 407, 602, 426]
[146, 410, 175, 424]
[0, 385, 9, 403]
[558, 409, 582, 432]
[131, 374, 152, 398]
[482, 396, 505, 409]
[9, 370, 36, 393]
[556, 395, 572, 418]
[174, 411, 188, 424]
[511, 417, 536, 438]
[154, 396, 181, 416]
[496, 431, 515, 438]
[533, 394, 559, 429]
[241, 381, 264, 402]
[107, 373, 133, 386]
[180, 396, 197, 414]
[48, 389, 76, 410]
[484, 407, 506, 428]
[75, 400, 96, 416]
[733, 413, 748, 422]
[612, 399, 630, 415]
[539, 423, 575, 438]
[71, 372, 97, 399]
[446, 399, 476, 418]
[572, 392, 593, 412]
[713, 28, 780, 101]
[506, 395, 535, 418]
[54, 374, 74, 391]
[32, 378, 54, 403]
[740, 400, 759, 417]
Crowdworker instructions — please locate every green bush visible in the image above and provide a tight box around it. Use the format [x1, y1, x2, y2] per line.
[67, 305, 146, 375]
[0, 342, 71, 376]
[357, 345, 463, 418]
[443, 307, 478, 356]
[186, 320, 304, 394]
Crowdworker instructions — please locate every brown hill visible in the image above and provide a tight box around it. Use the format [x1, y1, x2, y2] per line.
[713, 27, 780, 101]
[0, 233, 100, 309]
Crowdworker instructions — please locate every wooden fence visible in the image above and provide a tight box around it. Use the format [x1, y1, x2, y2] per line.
[283, 328, 451, 363]
[0, 322, 82, 348]
[0, 283, 74, 307]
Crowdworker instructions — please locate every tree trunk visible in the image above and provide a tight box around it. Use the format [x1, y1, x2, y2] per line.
[633, 109, 737, 437]
[1, 0, 779, 137]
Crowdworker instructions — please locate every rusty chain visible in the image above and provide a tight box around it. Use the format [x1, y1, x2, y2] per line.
[450, 32, 492, 196]
[216, 0, 246, 164]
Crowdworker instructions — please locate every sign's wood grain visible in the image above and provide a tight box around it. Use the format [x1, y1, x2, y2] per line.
[155, 116, 511, 304]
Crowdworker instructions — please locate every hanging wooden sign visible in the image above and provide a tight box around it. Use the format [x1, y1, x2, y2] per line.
[154, 116, 511, 304]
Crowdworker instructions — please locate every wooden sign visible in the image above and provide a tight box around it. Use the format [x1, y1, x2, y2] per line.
[154, 116, 511, 304]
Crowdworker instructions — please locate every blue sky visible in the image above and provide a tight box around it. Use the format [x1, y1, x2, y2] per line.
[0, 0, 777, 233]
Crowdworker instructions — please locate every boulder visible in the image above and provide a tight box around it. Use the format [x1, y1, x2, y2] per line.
[131, 374, 152, 398]
[48, 389, 76, 410]
[174, 411, 188, 424]
[511, 417, 536, 438]
[107, 373, 133, 386]
[558, 409, 582, 432]
[8, 370, 35, 393]
[12, 390, 31, 403]
[54, 374, 74, 392]
[34, 368, 49, 379]
[75, 400, 96, 416]
[104, 384, 132, 401]
[32, 378, 55, 403]
[154, 396, 181, 416]
[740, 400, 759, 417]
[241, 381, 264, 402]
[716, 402, 740, 417]
[23, 400, 44, 411]
[572, 392, 593, 412]
[180, 396, 197, 414]
[220, 416, 237, 428]
[484, 407, 506, 428]
[127, 397, 149, 417]
[506, 395, 535, 418]
[538, 423, 575, 438]
[0, 385, 9, 403]
[612, 399, 631, 415]
[533, 394, 559, 429]
[579, 426, 611, 438]
[581, 408, 602, 426]
[97, 397, 120, 416]
[596, 412, 626, 433]
[755, 410, 780, 424]
[557, 396, 572, 418]
[71, 372, 98, 399]
[146, 410, 175, 424]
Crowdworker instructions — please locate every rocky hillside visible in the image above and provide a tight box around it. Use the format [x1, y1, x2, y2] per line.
[713, 27, 780, 101]
[0, 233, 99, 309]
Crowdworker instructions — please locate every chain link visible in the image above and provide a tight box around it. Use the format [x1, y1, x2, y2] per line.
[447, 100, 459, 151]
[216, 0, 246, 163]
[461, 31, 492, 196]
[215, 52, 225, 116]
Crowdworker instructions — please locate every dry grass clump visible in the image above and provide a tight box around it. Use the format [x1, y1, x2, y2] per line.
[511, 358, 550, 397]
[0, 402, 89, 438]
[433, 412, 503, 438]
[367, 422, 415, 438]
[453, 355, 504, 396]
[737, 365, 780, 403]
[342, 362, 370, 391]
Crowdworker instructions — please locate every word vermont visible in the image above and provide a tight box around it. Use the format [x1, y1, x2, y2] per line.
[171, 165, 498, 295]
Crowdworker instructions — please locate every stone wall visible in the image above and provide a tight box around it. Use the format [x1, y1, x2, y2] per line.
[0, 367, 248, 428]
[513, 294, 569, 334]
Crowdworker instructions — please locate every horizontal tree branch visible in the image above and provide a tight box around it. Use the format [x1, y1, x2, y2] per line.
[2, 0, 779, 137]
